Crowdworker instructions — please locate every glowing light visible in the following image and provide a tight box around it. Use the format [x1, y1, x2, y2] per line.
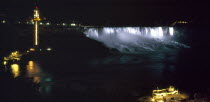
[84, 27, 191, 53]
[29, 61, 34, 68]
[152, 86, 179, 102]
[4, 51, 21, 61]
[11, 64, 20, 78]
[35, 21, 38, 46]
[169, 27, 174, 36]
[46, 48, 52, 51]
[33, 8, 40, 46]
[30, 48, 36, 51]
[46, 22, 50, 25]
[104, 28, 114, 34]
[71, 23, 76, 26]
[151, 98, 155, 102]
[85, 27, 175, 39]
[63, 23, 66, 26]
[151, 28, 157, 37]
[145, 28, 148, 35]
[150, 27, 163, 38]
[3, 61, 7, 65]
[27, 61, 41, 83]
[126, 27, 139, 34]
[34, 10, 41, 21]
[177, 21, 188, 24]
[40, 22, 43, 25]
[2, 20, 6, 23]
[158, 27, 163, 37]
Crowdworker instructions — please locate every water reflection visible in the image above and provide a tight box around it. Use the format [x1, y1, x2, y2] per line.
[4, 60, 53, 95]
[11, 64, 20, 78]
[26, 61, 53, 95]
[26, 61, 41, 83]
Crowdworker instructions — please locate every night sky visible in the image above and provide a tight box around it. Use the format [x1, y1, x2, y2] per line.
[1, 0, 209, 25]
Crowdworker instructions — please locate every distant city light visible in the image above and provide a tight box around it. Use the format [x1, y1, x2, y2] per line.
[46, 48, 52, 51]
[30, 48, 36, 51]
[2, 20, 6, 23]
[40, 22, 43, 25]
[177, 21, 188, 24]
[46, 22, 50, 25]
[3, 61, 7, 65]
[63, 23, 66, 26]
[71, 23, 76, 26]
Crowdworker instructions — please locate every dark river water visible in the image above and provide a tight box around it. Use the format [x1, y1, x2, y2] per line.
[0, 25, 210, 102]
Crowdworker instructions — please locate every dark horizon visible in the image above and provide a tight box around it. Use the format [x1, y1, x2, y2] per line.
[1, 0, 210, 25]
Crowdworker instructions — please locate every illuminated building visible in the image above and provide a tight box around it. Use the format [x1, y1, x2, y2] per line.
[4, 51, 22, 61]
[151, 86, 179, 102]
[171, 21, 188, 26]
[33, 6, 41, 46]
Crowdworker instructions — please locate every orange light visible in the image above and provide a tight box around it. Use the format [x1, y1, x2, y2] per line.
[34, 18, 41, 21]
[30, 48, 36, 51]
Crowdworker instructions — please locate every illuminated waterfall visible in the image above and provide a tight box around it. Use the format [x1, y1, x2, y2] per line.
[84, 27, 173, 39]
[84, 27, 189, 54]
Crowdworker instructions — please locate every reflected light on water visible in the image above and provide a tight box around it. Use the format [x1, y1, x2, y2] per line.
[27, 61, 41, 83]
[11, 64, 20, 78]
[26, 61, 52, 95]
